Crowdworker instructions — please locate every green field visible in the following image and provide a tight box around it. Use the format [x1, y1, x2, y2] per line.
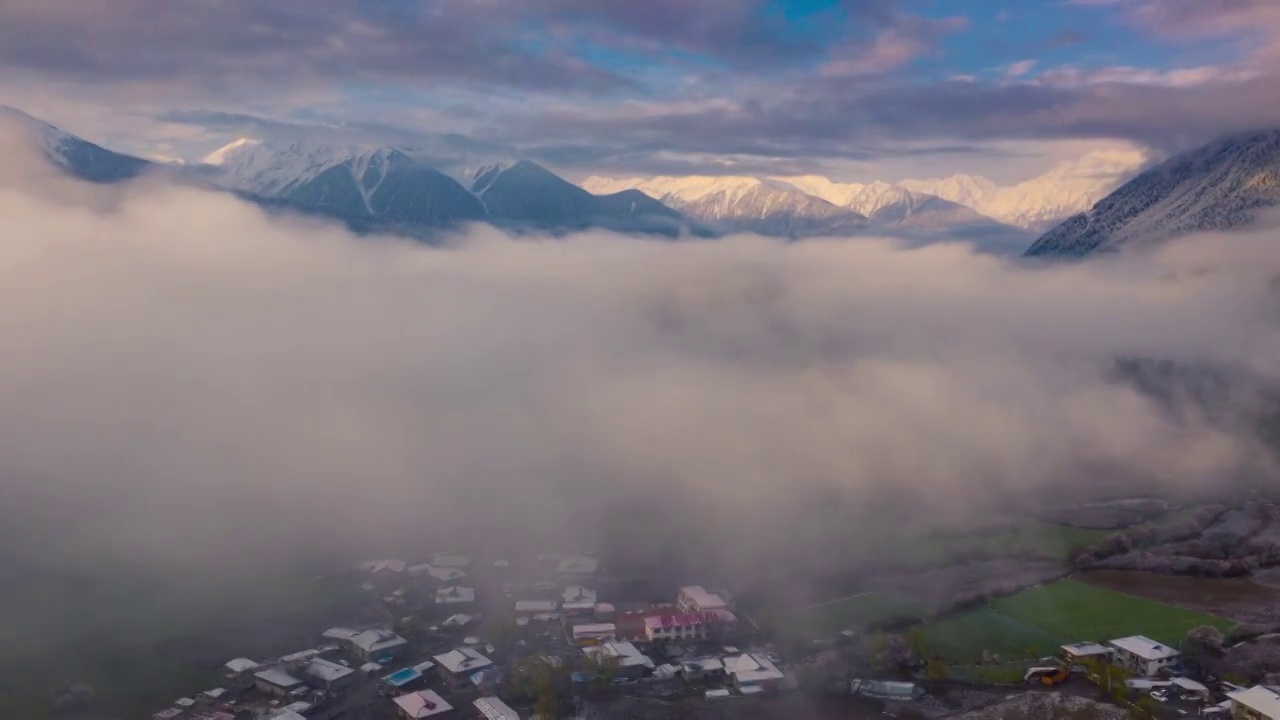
[868, 522, 1109, 569]
[922, 579, 1235, 663]
[774, 592, 925, 640]
[921, 608, 1062, 662]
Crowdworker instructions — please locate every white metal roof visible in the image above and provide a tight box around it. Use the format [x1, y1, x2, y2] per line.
[360, 662, 383, 673]
[474, 696, 520, 720]
[584, 641, 655, 669]
[279, 648, 320, 663]
[394, 690, 454, 718]
[254, 668, 303, 688]
[224, 657, 261, 673]
[562, 585, 598, 603]
[1109, 635, 1179, 661]
[1229, 686, 1280, 718]
[726, 653, 784, 683]
[1061, 642, 1111, 656]
[305, 658, 354, 683]
[739, 684, 765, 695]
[322, 627, 361, 641]
[705, 689, 731, 699]
[679, 586, 727, 608]
[434, 647, 494, 675]
[571, 623, 616, 638]
[351, 629, 408, 653]
[1173, 677, 1209, 692]
[435, 585, 476, 604]
[442, 613, 473, 627]
[413, 660, 437, 673]
[515, 600, 558, 612]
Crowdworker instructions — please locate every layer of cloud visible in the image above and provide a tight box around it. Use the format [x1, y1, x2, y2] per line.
[2, 126, 1278, 577]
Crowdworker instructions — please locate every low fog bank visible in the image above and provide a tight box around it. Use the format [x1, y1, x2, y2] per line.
[1, 133, 1279, 581]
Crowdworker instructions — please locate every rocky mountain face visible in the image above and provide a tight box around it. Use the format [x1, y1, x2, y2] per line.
[1, 106, 151, 183]
[1027, 130, 1280, 256]
[474, 161, 687, 234]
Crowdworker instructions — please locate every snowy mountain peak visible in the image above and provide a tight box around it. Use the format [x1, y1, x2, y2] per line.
[201, 137, 261, 166]
[196, 138, 403, 198]
[901, 150, 1150, 230]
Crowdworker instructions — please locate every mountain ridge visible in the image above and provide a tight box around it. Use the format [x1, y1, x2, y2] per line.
[1027, 129, 1280, 256]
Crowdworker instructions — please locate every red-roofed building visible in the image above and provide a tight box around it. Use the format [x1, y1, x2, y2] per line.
[643, 609, 736, 642]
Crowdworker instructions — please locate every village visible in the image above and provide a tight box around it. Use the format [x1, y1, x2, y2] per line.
[141, 540, 1280, 720]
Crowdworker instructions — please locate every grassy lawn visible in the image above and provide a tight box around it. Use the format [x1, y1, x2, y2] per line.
[922, 579, 1235, 664]
[773, 592, 925, 641]
[992, 579, 1235, 646]
[922, 607, 1062, 663]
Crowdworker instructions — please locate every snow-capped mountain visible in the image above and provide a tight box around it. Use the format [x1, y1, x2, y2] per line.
[582, 174, 1023, 242]
[0, 106, 151, 183]
[902, 149, 1151, 230]
[476, 161, 688, 234]
[1026, 129, 1280, 257]
[581, 175, 867, 237]
[196, 137, 488, 232]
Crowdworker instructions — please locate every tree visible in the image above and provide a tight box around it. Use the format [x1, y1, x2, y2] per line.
[869, 633, 913, 671]
[581, 649, 622, 687]
[1185, 625, 1225, 653]
[508, 657, 571, 719]
[907, 626, 928, 657]
[925, 657, 950, 680]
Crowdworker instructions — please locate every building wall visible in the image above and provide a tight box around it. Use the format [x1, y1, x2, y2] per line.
[253, 679, 296, 697]
[1233, 704, 1271, 720]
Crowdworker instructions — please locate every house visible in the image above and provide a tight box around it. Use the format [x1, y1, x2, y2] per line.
[304, 657, 356, 690]
[410, 564, 468, 583]
[561, 586, 598, 615]
[555, 554, 599, 576]
[434, 647, 494, 688]
[224, 657, 261, 675]
[562, 585, 598, 604]
[679, 657, 725, 682]
[725, 653, 784, 689]
[393, 690, 454, 719]
[1060, 642, 1113, 664]
[253, 668, 305, 697]
[474, 696, 520, 720]
[435, 585, 476, 606]
[322, 627, 361, 642]
[279, 649, 321, 664]
[441, 613, 473, 629]
[1229, 686, 1280, 720]
[584, 641, 655, 678]
[643, 610, 737, 642]
[515, 600, 558, 614]
[677, 586, 728, 613]
[571, 623, 617, 645]
[348, 629, 409, 662]
[1108, 635, 1180, 677]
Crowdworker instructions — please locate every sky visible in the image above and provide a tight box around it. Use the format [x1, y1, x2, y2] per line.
[4, 1, 1280, 182]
